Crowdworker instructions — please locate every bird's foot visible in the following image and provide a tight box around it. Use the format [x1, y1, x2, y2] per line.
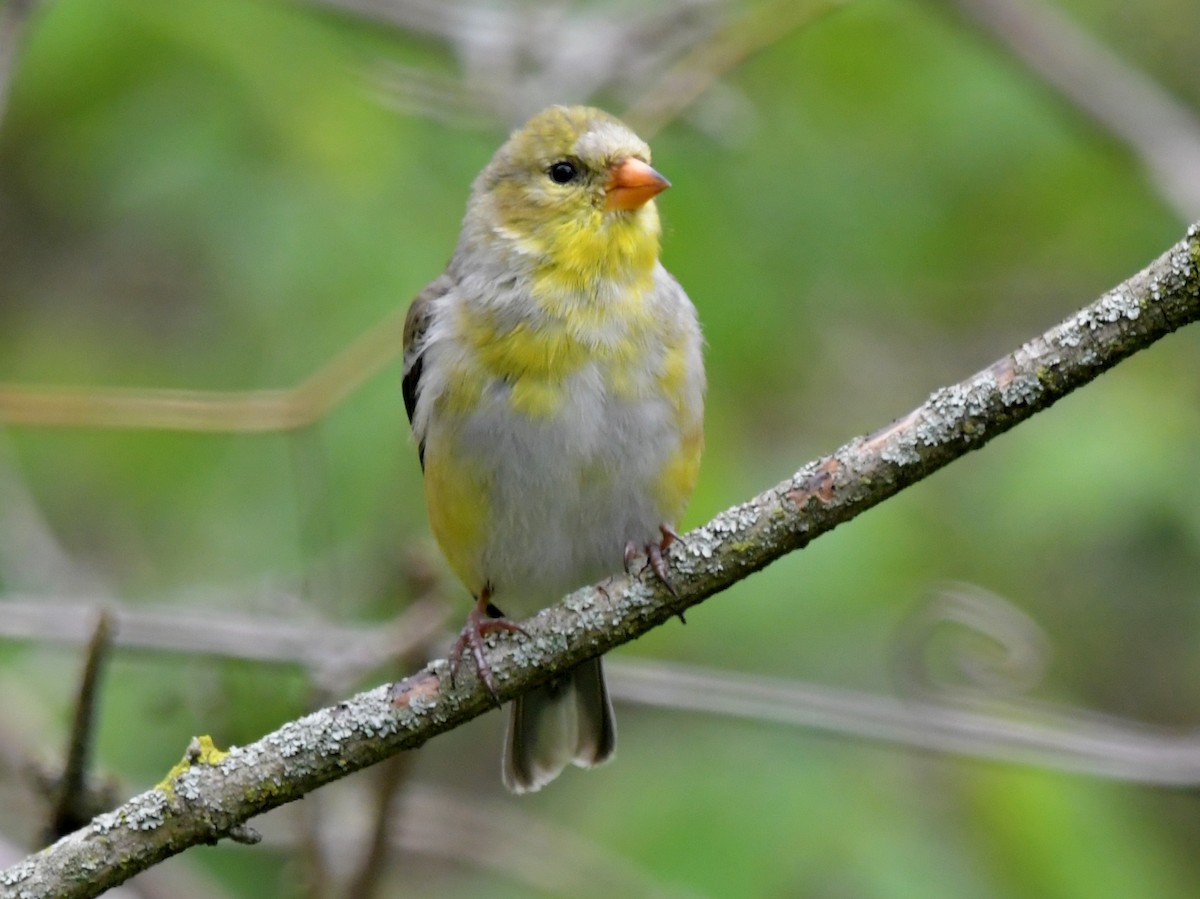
[448, 594, 528, 703]
[625, 525, 684, 609]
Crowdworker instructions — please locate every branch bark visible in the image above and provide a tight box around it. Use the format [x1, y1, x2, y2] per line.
[3, 224, 1199, 899]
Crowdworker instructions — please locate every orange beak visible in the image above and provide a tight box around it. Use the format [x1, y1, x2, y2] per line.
[605, 157, 670, 211]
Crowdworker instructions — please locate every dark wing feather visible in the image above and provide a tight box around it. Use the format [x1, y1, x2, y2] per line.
[402, 274, 452, 469]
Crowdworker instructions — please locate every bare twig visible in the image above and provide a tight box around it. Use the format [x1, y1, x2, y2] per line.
[339, 755, 414, 899]
[314, 0, 725, 127]
[623, 0, 848, 138]
[247, 781, 690, 898]
[1, 225, 1197, 898]
[293, 796, 330, 899]
[339, 627, 429, 899]
[388, 787, 697, 898]
[366, 63, 494, 130]
[0, 595, 448, 693]
[609, 660, 1200, 786]
[931, 0, 1200, 220]
[44, 612, 116, 843]
[0, 303, 409, 431]
[0, 0, 35, 126]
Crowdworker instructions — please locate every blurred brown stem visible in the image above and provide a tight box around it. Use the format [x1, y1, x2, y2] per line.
[0, 304, 408, 431]
[339, 754, 414, 899]
[44, 611, 115, 843]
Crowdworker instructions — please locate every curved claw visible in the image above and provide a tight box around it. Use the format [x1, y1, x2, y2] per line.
[625, 524, 683, 605]
[659, 524, 685, 549]
[449, 594, 528, 703]
[645, 540, 678, 597]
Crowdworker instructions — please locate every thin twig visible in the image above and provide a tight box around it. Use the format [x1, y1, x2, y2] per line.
[2, 224, 1197, 899]
[623, 0, 849, 138]
[931, 0, 1200, 220]
[44, 612, 116, 843]
[0, 303, 409, 430]
[247, 781, 691, 898]
[609, 660, 1200, 786]
[0, 595, 448, 693]
[293, 796, 330, 899]
[340, 755, 414, 899]
[0, 0, 35, 126]
[389, 787, 697, 898]
[340, 633, 429, 899]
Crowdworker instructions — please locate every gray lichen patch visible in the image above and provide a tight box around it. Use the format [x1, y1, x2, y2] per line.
[878, 435, 920, 466]
[1081, 286, 1142, 330]
[0, 858, 35, 886]
[998, 371, 1042, 406]
[707, 501, 761, 538]
[91, 790, 167, 835]
[261, 687, 405, 768]
[563, 590, 597, 613]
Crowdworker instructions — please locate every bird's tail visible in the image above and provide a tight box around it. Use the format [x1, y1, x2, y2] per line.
[502, 657, 616, 794]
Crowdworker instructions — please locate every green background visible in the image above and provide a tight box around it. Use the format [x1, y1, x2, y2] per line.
[2, 0, 1199, 895]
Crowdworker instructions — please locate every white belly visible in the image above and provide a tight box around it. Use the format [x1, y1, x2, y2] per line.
[451, 363, 677, 615]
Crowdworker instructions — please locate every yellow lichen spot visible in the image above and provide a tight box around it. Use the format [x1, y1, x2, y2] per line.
[156, 735, 230, 795]
[157, 764, 188, 795]
[194, 735, 230, 765]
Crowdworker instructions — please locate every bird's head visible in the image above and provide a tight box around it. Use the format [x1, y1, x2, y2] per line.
[462, 106, 670, 292]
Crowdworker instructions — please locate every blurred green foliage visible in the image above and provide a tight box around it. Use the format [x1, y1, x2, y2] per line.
[2, 0, 1199, 896]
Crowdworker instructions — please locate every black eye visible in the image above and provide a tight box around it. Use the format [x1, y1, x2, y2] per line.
[547, 160, 580, 184]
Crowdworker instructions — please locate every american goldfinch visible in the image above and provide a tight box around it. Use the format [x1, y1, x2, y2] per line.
[402, 105, 704, 793]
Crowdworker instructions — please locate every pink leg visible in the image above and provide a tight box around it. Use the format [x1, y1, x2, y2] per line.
[625, 524, 684, 598]
[448, 586, 528, 702]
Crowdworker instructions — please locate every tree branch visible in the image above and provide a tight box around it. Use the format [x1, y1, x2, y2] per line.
[3, 224, 1198, 899]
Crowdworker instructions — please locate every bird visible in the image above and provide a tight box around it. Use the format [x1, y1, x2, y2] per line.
[402, 105, 705, 793]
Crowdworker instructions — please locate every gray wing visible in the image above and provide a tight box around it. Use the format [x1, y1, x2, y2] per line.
[402, 273, 452, 469]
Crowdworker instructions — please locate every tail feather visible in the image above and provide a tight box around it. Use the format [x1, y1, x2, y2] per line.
[503, 657, 616, 794]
